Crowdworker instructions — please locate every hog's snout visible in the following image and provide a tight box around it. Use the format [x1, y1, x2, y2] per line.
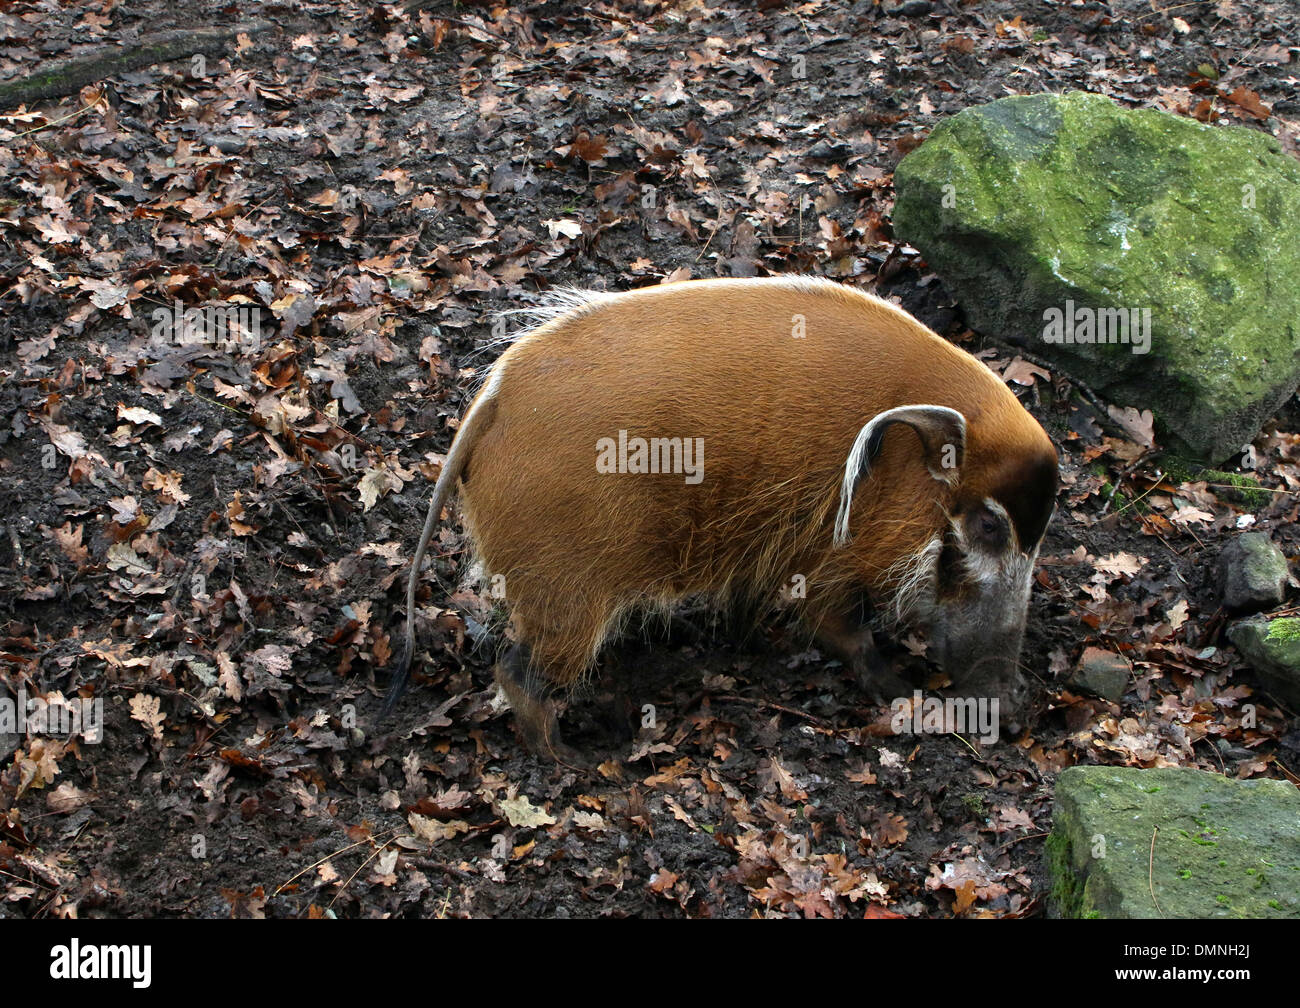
[938, 651, 1030, 739]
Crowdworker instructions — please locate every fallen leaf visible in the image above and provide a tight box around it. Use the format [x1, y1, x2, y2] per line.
[129, 693, 165, 742]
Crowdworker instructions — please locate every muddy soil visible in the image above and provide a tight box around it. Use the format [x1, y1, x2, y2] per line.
[0, 0, 1297, 917]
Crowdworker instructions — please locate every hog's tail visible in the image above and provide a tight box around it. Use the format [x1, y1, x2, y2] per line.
[380, 378, 501, 719]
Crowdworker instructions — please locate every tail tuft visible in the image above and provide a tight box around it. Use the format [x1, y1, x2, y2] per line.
[379, 637, 414, 720]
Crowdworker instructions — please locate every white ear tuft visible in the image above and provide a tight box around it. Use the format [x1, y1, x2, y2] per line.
[833, 405, 966, 547]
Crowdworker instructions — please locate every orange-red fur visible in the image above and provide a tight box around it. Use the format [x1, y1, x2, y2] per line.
[393, 276, 1056, 752]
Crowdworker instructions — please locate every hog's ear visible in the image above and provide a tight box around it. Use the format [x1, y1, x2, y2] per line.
[833, 404, 966, 547]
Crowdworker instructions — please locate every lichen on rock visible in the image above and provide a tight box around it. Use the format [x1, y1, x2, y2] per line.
[894, 91, 1300, 463]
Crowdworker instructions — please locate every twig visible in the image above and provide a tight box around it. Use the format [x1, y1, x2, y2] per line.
[994, 831, 1050, 854]
[1195, 732, 1227, 775]
[713, 693, 830, 727]
[0, 24, 271, 108]
[1100, 450, 1155, 516]
[988, 340, 1132, 441]
[328, 837, 398, 910]
[1148, 826, 1163, 916]
[947, 731, 986, 762]
[274, 828, 399, 897]
[3, 95, 103, 140]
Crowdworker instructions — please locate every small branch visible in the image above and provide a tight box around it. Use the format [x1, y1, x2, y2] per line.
[1100, 449, 1155, 516]
[713, 693, 831, 727]
[988, 340, 1133, 441]
[1148, 825, 1163, 916]
[0, 23, 272, 109]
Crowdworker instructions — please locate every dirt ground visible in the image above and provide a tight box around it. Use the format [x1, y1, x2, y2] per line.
[1, 0, 1297, 918]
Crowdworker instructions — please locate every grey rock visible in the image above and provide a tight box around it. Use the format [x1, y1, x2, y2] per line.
[1228, 616, 1300, 710]
[1217, 532, 1289, 613]
[1050, 766, 1300, 918]
[1069, 647, 1130, 702]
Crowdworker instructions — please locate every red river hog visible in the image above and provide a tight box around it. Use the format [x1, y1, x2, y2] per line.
[384, 276, 1059, 758]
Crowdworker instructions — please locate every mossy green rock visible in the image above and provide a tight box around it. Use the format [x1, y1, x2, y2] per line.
[1049, 766, 1300, 918]
[1227, 616, 1300, 709]
[894, 91, 1300, 463]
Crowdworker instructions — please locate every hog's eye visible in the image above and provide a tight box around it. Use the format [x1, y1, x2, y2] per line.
[964, 505, 1009, 551]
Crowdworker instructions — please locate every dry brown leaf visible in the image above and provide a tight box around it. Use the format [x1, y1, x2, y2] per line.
[129, 693, 165, 742]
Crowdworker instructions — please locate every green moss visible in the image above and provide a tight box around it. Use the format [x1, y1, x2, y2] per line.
[1162, 460, 1269, 510]
[961, 792, 987, 814]
[1160, 456, 1198, 485]
[1228, 616, 1300, 709]
[1198, 469, 1270, 509]
[1046, 829, 1088, 918]
[1265, 618, 1300, 644]
[1051, 766, 1300, 917]
[1106, 485, 1133, 510]
[894, 91, 1300, 462]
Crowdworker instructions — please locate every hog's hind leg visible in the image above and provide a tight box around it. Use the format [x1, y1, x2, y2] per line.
[493, 643, 584, 763]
